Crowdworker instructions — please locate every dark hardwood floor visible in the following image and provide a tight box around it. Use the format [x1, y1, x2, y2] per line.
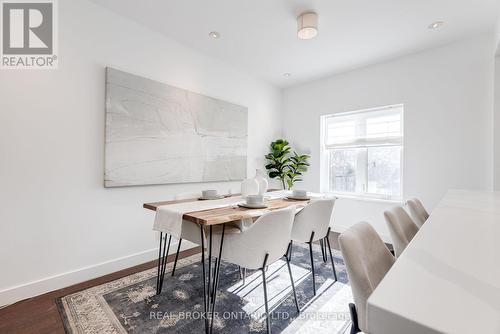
[0, 233, 352, 334]
[0, 247, 201, 334]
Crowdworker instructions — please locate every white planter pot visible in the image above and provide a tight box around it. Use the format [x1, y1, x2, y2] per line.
[241, 178, 259, 197]
[255, 169, 269, 195]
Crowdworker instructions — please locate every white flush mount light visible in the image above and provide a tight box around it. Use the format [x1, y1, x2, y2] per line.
[283, 73, 291, 77]
[209, 31, 220, 39]
[297, 12, 318, 40]
[428, 21, 444, 29]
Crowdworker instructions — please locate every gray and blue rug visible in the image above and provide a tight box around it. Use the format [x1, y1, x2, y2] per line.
[58, 244, 353, 333]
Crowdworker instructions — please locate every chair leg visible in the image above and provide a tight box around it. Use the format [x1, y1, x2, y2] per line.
[325, 227, 338, 282]
[323, 237, 328, 262]
[287, 241, 293, 261]
[284, 243, 300, 313]
[261, 254, 271, 334]
[320, 239, 327, 263]
[171, 238, 182, 276]
[349, 303, 361, 334]
[308, 231, 316, 295]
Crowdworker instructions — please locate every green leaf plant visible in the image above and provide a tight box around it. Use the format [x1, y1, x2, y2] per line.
[265, 139, 310, 190]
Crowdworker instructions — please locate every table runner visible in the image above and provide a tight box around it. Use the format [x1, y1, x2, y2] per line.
[153, 190, 288, 237]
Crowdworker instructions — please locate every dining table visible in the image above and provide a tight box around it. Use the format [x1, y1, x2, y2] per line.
[366, 189, 500, 334]
[143, 189, 320, 334]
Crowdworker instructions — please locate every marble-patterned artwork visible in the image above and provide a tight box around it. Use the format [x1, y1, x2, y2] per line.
[104, 67, 248, 187]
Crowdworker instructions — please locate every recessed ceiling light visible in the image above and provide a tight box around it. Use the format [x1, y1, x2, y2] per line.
[209, 31, 220, 39]
[297, 12, 318, 40]
[284, 73, 291, 77]
[428, 21, 444, 29]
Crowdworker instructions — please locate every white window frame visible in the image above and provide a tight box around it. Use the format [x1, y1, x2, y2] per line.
[320, 104, 404, 201]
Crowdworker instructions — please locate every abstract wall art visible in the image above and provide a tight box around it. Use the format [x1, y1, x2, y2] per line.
[104, 67, 248, 187]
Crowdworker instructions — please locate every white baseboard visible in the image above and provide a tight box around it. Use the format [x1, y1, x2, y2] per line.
[0, 240, 196, 308]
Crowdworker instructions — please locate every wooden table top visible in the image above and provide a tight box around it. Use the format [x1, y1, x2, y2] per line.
[143, 191, 311, 225]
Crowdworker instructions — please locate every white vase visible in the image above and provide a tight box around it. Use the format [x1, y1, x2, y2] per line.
[255, 169, 268, 195]
[241, 177, 259, 197]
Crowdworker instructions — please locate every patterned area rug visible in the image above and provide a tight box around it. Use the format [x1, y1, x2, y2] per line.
[58, 244, 353, 333]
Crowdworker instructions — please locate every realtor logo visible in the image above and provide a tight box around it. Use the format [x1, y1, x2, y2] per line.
[1, 0, 57, 69]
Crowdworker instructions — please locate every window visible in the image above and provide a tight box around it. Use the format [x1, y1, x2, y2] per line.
[321, 105, 403, 200]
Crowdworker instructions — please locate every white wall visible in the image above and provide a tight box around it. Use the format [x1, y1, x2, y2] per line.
[0, 0, 281, 306]
[495, 56, 500, 190]
[492, 1, 500, 189]
[495, 11, 500, 189]
[283, 35, 496, 240]
[496, 9, 500, 53]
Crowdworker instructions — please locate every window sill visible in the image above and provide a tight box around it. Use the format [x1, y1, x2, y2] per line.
[330, 193, 403, 204]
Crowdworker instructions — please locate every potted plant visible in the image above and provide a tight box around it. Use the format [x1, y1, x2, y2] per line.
[265, 139, 310, 190]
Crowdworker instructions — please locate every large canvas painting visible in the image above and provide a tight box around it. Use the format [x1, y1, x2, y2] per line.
[104, 68, 248, 187]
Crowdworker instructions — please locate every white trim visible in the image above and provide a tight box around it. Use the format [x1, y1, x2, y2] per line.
[0, 240, 196, 307]
[324, 136, 402, 149]
[325, 104, 404, 118]
[331, 193, 403, 204]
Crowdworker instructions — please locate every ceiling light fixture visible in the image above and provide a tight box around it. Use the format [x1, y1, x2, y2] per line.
[209, 31, 220, 39]
[428, 21, 444, 29]
[297, 12, 318, 40]
[283, 73, 291, 77]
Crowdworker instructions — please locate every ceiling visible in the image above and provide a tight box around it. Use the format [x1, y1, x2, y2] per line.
[90, 0, 500, 87]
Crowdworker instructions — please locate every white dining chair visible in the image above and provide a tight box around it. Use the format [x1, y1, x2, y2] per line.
[289, 198, 337, 295]
[209, 206, 300, 334]
[339, 222, 395, 334]
[406, 198, 429, 228]
[384, 206, 419, 258]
